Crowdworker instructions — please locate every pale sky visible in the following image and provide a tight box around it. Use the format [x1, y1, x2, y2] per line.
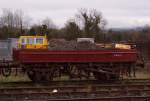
[0, 0, 150, 28]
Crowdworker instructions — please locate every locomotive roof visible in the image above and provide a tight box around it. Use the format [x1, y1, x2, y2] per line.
[19, 35, 47, 38]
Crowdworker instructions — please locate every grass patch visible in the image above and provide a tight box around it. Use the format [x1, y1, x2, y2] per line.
[0, 75, 30, 83]
[135, 71, 150, 79]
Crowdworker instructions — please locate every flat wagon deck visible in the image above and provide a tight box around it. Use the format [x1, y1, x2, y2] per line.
[13, 49, 137, 63]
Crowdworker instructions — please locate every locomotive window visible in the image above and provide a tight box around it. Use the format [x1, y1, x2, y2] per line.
[21, 38, 26, 44]
[27, 38, 34, 44]
[36, 38, 43, 44]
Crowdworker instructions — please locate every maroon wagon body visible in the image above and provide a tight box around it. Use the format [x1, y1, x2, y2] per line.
[13, 49, 138, 63]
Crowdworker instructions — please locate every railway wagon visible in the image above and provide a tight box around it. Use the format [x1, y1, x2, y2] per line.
[12, 48, 138, 82]
[0, 35, 141, 82]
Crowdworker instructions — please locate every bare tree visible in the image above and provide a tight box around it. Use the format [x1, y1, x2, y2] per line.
[0, 9, 29, 37]
[76, 8, 106, 42]
[14, 10, 23, 32]
[0, 9, 14, 29]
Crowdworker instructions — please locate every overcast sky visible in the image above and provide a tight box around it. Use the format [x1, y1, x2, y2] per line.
[0, 0, 150, 28]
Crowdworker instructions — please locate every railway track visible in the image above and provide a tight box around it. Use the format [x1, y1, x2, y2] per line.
[1, 78, 150, 87]
[1, 79, 150, 101]
[1, 89, 150, 101]
[24, 96, 150, 101]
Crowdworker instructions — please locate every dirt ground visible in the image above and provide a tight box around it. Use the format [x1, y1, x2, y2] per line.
[132, 60, 150, 79]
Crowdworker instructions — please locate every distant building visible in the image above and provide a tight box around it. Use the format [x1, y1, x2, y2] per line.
[77, 38, 95, 43]
[0, 38, 18, 60]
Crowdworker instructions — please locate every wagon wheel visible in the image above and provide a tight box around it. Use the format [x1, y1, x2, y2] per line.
[27, 70, 46, 82]
[34, 71, 43, 82]
[27, 68, 55, 82]
[68, 65, 82, 79]
[41, 69, 54, 82]
[38, 67, 58, 82]
[109, 74, 119, 80]
[2, 67, 11, 77]
[93, 72, 108, 81]
[93, 71, 119, 81]
[27, 69, 36, 81]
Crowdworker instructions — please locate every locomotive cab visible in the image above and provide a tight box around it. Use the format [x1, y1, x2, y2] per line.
[18, 35, 48, 49]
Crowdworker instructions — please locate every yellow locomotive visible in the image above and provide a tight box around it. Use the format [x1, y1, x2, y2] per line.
[18, 35, 48, 49]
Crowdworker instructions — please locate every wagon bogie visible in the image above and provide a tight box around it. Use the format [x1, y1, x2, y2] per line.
[19, 62, 136, 81]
